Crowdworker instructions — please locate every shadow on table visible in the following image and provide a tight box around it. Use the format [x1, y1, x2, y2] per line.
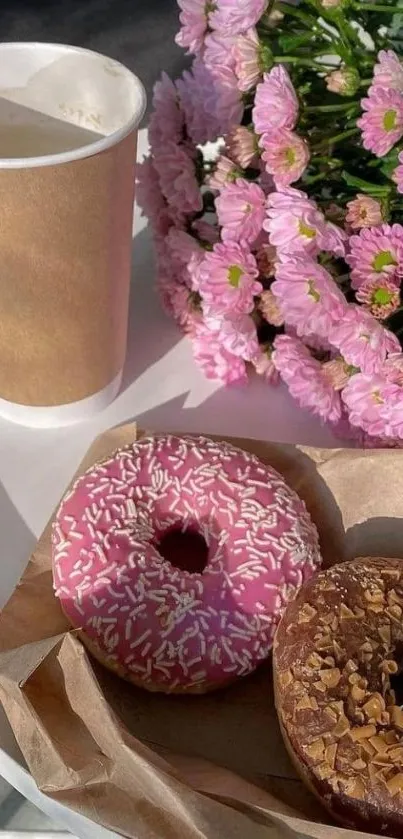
[128, 383, 339, 447]
[0, 482, 35, 608]
[120, 226, 182, 397]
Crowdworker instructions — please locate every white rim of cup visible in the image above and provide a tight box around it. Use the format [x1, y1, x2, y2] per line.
[0, 41, 147, 169]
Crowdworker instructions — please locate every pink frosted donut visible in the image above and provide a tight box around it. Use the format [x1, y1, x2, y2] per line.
[52, 435, 321, 694]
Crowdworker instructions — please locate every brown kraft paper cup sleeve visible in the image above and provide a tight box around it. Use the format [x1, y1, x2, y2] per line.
[0, 424, 402, 838]
[0, 131, 136, 407]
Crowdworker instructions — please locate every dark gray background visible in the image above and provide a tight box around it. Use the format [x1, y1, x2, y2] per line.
[2, 0, 188, 115]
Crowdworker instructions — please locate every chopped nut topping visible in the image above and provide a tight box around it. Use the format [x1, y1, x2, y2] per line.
[390, 706, 403, 730]
[339, 776, 365, 800]
[313, 680, 327, 693]
[387, 746, 403, 763]
[295, 695, 312, 712]
[306, 652, 324, 669]
[364, 588, 384, 604]
[363, 693, 385, 721]
[352, 758, 367, 771]
[279, 669, 293, 688]
[316, 762, 335, 780]
[298, 603, 317, 623]
[349, 725, 377, 741]
[378, 625, 391, 645]
[332, 713, 350, 738]
[381, 659, 398, 675]
[351, 685, 366, 703]
[360, 739, 376, 757]
[340, 603, 355, 620]
[369, 734, 388, 754]
[325, 743, 337, 769]
[387, 772, 403, 796]
[333, 640, 344, 660]
[303, 737, 325, 762]
[319, 668, 341, 688]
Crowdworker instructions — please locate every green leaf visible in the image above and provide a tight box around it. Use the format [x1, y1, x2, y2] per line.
[379, 148, 400, 179]
[341, 170, 390, 195]
[278, 31, 317, 51]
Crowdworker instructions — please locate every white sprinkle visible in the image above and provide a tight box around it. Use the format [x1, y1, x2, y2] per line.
[125, 619, 132, 640]
[141, 642, 152, 658]
[222, 637, 234, 662]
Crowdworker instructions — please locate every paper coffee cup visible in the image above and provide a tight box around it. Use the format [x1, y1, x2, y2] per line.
[0, 42, 146, 428]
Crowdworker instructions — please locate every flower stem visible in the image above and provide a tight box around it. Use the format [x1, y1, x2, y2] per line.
[273, 55, 333, 68]
[314, 127, 360, 150]
[354, 2, 398, 10]
[305, 102, 360, 112]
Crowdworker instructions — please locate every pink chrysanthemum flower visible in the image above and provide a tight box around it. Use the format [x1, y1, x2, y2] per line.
[265, 187, 328, 256]
[215, 178, 266, 245]
[341, 372, 395, 438]
[159, 277, 201, 333]
[346, 194, 383, 230]
[196, 242, 262, 316]
[328, 305, 400, 375]
[165, 228, 205, 288]
[204, 312, 259, 360]
[256, 244, 278, 280]
[153, 141, 203, 216]
[346, 223, 403, 289]
[372, 50, 403, 94]
[234, 28, 262, 92]
[271, 257, 347, 340]
[393, 151, 403, 195]
[325, 67, 359, 96]
[356, 278, 400, 320]
[177, 60, 243, 145]
[322, 357, 352, 391]
[136, 156, 173, 238]
[272, 334, 342, 423]
[175, 0, 212, 55]
[253, 66, 299, 135]
[149, 72, 184, 156]
[208, 155, 241, 191]
[210, 0, 268, 36]
[226, 126, 258, 168]
[261, 129, 310, 188]
[358, 88, 403, 157]
[191, 321, 248, 385]
[203, 31, 236, 76]
[259, 289, 284, 326]
[253, 346, 280, 383]
[191, 219, 219, 245]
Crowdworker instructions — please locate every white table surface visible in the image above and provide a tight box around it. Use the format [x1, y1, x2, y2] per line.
[0, 129, 338, 838]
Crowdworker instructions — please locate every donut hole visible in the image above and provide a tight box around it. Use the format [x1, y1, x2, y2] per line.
[157, 527, 208, 574]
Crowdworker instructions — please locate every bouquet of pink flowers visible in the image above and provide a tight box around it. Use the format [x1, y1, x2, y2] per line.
[137, 0, 403, 445]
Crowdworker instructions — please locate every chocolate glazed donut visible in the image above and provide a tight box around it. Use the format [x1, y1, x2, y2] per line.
[273, 557, 403, 838]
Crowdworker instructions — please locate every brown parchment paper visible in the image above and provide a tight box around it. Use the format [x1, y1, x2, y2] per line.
[0, 423, 402, 839]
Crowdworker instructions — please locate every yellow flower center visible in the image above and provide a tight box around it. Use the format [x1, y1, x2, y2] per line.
[372, 249, 397, 272]
[228, 265, 243, 287]
[298, 221, 316, 239]
[285, 147, 296, 166]
[307, 279, 320, 302]
[383, 109, 397, 131]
